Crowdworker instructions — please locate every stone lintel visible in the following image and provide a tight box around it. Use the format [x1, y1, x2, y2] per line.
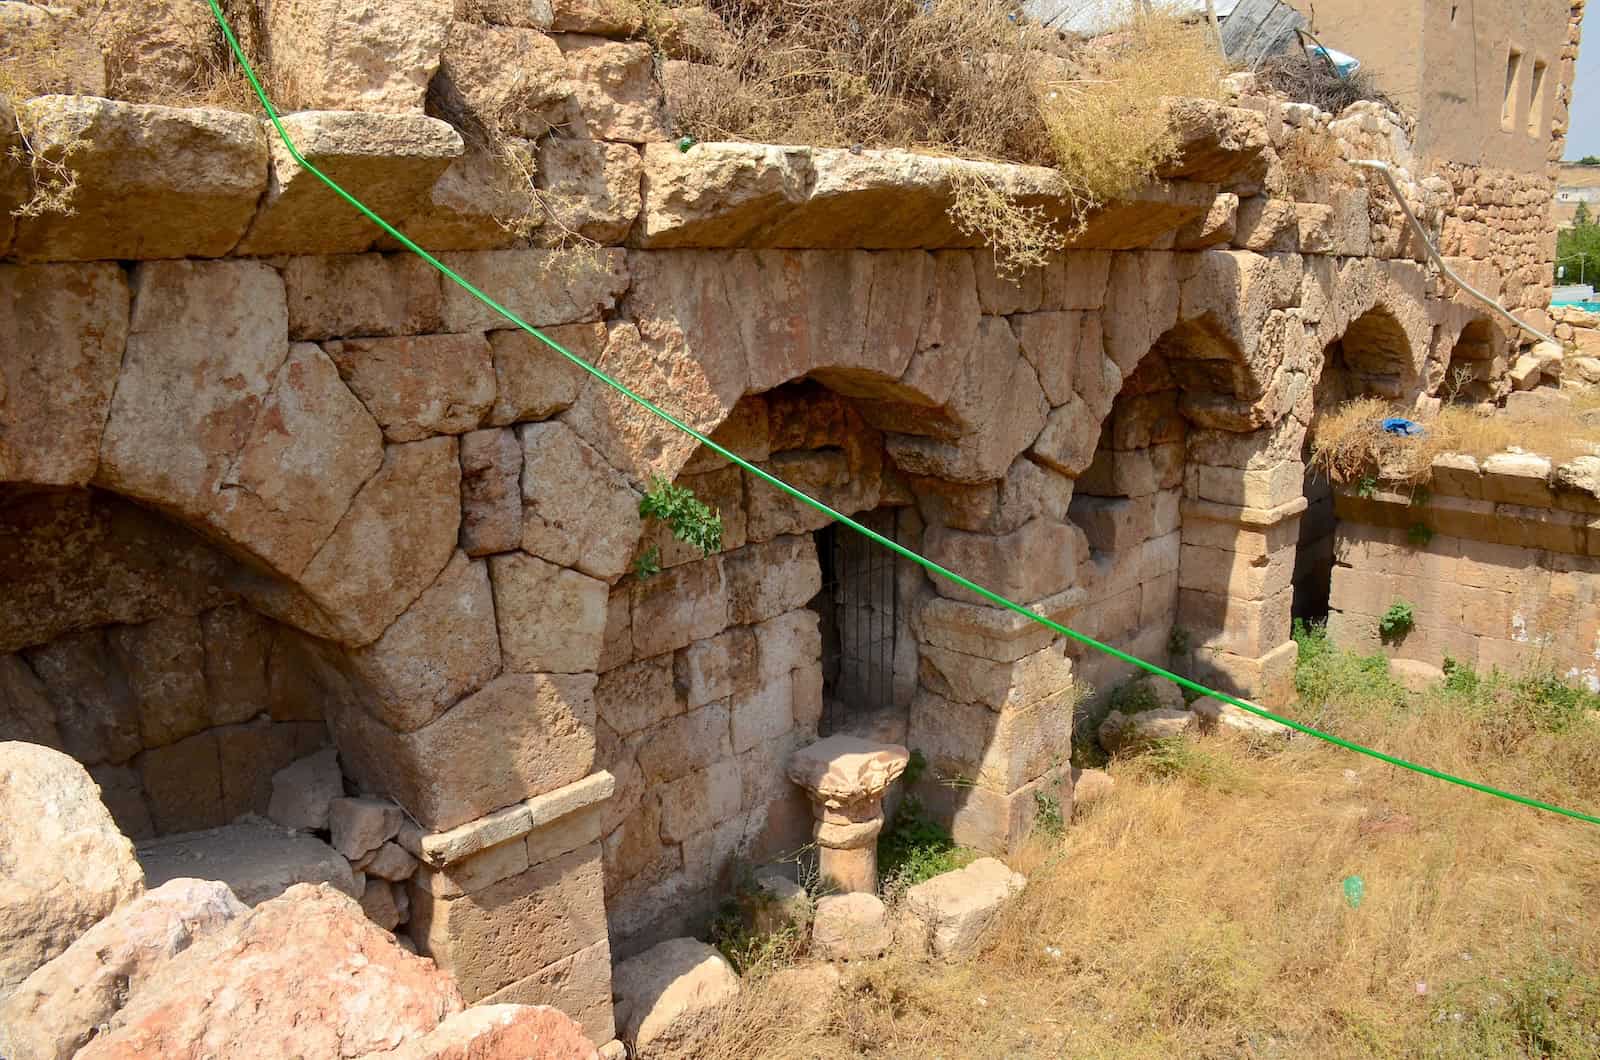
[417, 769, 615, 866]
[917, 587, 1086, 662]
[1181, 495, 1308, 528]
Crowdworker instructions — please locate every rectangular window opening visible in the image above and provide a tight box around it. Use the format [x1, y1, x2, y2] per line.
[1528, 60, 1548, 138]
[1502, 47, 1524, 131]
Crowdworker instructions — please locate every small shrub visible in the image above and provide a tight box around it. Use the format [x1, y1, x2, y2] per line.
[633, 544, 662, 580]
[946, 167, 1072, 280]
[877, 794, 975, 898]
[1109, 677, 1164, 716]
[638, 475, 725, 557]
[1378, 601, 1414, 643]
[1167, 625, 1192, 657]
[1407, 521, 1434, 546]
[1033, 790, 1065, 837]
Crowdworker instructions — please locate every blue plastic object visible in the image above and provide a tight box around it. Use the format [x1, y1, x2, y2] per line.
[1381, 417, 1424, 437]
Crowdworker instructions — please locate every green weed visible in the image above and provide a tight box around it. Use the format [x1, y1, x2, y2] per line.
[877, 794, 976, 897]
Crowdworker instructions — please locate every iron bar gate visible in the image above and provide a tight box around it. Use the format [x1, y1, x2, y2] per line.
[813, 508, 900, 737]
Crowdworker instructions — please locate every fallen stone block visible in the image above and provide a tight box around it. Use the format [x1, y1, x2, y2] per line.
[1097, 707, 1195, 754]
[811, 892, 891, 961]
[330, 797, 405, 861]
[1387, 658, 1446, 695]
[1191, 697, 1292, 738]
[137, 819, 358, 906]
[612, 937, 739, 1059]
[902, 857, 1026, 960]
[267, 747, 345, 832]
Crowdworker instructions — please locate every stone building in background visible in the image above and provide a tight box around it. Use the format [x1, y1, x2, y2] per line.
[0, 0, 1591, 1053]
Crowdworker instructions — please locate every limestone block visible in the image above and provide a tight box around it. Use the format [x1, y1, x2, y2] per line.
[0, 3, 105, 95]
[975, 255, 1043, 315]
[551, 0, 643, 34]
[326, 333, 495, 442]
[106, 616, 207, 750]
[596, 654, 683, 737]
[356, 878, 400, 929]
[362, 842, 419, 882]
[281, 254, 444, 340]
[750, 869, 813, 937]
[23, 631, 140, 767]
[0, 878, 245, 1060]
[386, 140, 534, 253]
[612, 937, 739, 1059]
[636, 702, 731, 783]
[555, 36, 668, 144]
[0, 95, 19, 254]
[135, 731, 225, 834]
[0, 263, 129, 486]
[1174, 192, 1239, 250]
[267, 746, 344, 831]
[196, 608, 271, 728]
[903, 857, 1026, 960]
[658, 761, 741, 843]
[1069, 495, 1154, 553]
[460, 428, 524, 556]
[730, 675, 793, 755]
[440, 249, 629, 332]
[1233, 198, 1298, 253]
[752, 610, 822, 683]
[235, 112, 463, 257]
[330, 797, 405, 861]
[288, 436, 461, 646]
[630, 143, 811, 250]
[1191, 697, 1292, 737]
[811, 893, 890, 961]
[637, 466, 746, 569]
[917, 643, 1075, 712]
[1030, 393, 1101, 477]
[333, 673, 596, 831]
[1097, 708, 1195, 754]
[676, 628, 757, 709]
[0, 742, 144, 998]
[1479, 452, 1554, 506]
[347, 551, 501, 733]
[630, 556, 729, 658]
[432, 22, 572, 140]
[1011, 311, 1086, 407]
[1159, 99, 1270, 184]
[519, 421, 642, 579]
[10, 97, 268, 262]
[479, 938, 616, 1047]
[0, 654, 64, 752]
[488, 323, 601, 426]
[490, 552, 609, 673]
[1179, 541, 1294, 601]
[1177, 587, 1294, 658]
[261, 0, 453, 113]
[538, 139, 643, 244]
[909, 688, 1073, 792]
[924, 518, 1078, 608]
[651, 6, 735, 63]
[411, 844, 607, 1000]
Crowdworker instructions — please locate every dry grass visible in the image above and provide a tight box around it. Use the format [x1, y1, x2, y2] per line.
[1256, 49, 1393, 115]
[1310, 395, 1600, 486]
[698, 633, 1600, 1058]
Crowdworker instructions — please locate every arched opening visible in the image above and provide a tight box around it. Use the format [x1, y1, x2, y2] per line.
[1440, 317, 1505, 404]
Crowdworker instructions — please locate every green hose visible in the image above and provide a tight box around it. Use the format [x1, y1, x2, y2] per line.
[203, 0, 1600, 829]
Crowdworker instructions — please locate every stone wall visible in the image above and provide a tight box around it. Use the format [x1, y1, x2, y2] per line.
[0, 0, 1582, 1046]
[1328, 453, 1600, 688]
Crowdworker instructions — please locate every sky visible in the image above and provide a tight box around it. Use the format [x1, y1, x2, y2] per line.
[1570, 10, 1600, 160]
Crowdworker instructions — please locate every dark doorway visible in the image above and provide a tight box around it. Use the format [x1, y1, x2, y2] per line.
[810, 508, 901, 737]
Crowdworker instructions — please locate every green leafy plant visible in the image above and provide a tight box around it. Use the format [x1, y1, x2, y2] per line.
[1356, 474, 1379, 499]
[1407, 522, 1434, 546]
[637, 476, 724, 573]
[1378, 601, 1414, 643]
[877, 794, 975, 897]
[1033, 790, 1065, 837]
[633, 544, 661, 580]
[1167, 626, 1192, 657]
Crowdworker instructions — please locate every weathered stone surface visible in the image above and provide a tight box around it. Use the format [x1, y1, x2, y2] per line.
[360, 877, 403, 929]
[551, 0, 642, 34]
[410, 844, 606, 1000]
[1190, 697, 1291, 737]
[333, 673, 597, 830]
[1388, 658, 1446, 694]
[658, 761, 741, 843]
[22, 630, 142, 766]
[1159, 100, 1270, 184]
[909, 688, 1073, 794]
[787, 735, 910, 808]
[488, 322, 601, 425]
[477, 938, 615, 1048]
[0, 654, 63, 751]
[0, 94, 24, 254]
[0, 743, 143, 998]
[11, 97, 268, 262]
[636, 702, 730, 783]
[902, 858, 1025, 960]
[107, 616, 207, 749]
[75, 883, 465, 1059]
[630, 555, 729, 657]
[440, 249, 629, 332]
[724, 534, 820, 627]
[326, 333, 495, 442]
[556, 36, 667, 144]
[214, 342, 389, 578]
[750, 868, 813, 937]
[388, 140, 532, 252]
[1069, 766, 1114, 809]
[490, 551, 609, 673]
[612, 937, 739, 1059]
[365, 1003, 599, 1060]
[282, 254, 444, 340]
[331, 797, 405, 860]
[923, 517, 1078, 608]
[362, 841, 421, 883]
[677, 628, 757, 709]
[135, 820, 357, 906]
[267, 746, 344, 831]
[289, 436, 461, 646]
[0, 878, 246, 1060]
[236, 112, 463, 257]
[811, 893, 890, 961]
[596, 654, 682, 737]
[651, 5, 735, 62]
[537, 139, 644, 244]
[262, 0, 453, 113]
[1097, 708, 1195, 753]
[0, 263, 129, 485]
[519, 421, 642, 579]
[459, 428, 524, 555]
[91, 0, 218, 102]
[134, 731, 225, 834]
[433, 22, 572, 139]
[0, 3, 105, 95]
[199, 607, 273, 727]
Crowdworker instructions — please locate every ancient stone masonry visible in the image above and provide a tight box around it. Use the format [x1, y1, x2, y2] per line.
[0, 0, 1588, 1047]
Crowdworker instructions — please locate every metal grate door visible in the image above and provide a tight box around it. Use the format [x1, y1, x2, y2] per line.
[813, 509, 900, 737]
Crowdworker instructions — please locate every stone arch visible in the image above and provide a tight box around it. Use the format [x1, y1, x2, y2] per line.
[1437, 316, 1510, 404]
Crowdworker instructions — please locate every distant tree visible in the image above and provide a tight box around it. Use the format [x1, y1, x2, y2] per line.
[1580, 155, 1600, 165]
[1577, 200, 1594, 227]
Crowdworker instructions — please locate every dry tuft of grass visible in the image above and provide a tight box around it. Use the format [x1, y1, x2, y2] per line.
[1311, 394, 1600, 486]
[1256, 49, 1393, 115]
[698, 629, 1600, 1058]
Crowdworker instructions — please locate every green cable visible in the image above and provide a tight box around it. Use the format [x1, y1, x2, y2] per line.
[204, 0, 1600, 829]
